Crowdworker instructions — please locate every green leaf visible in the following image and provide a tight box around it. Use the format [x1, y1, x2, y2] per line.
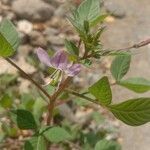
[111, 55, 131, 81]
[89, 76, 112, 106]
[12, 109, 37, 129]
[90, 14, 107, 27]
[95, 139, 121, 150]
[20, 93, 35, 111]
[94, 27, 106, 41]
[44, 126, 71, 143]
[82, 59, 92, 67]
[0, 19, 20, 57]
[0, 94, 12, 108]
[33, 98, 46, 125]
[119, 77, 150, 93]
[118, 77, 150, 93]
[77, 0, 101, 26]
[65, 39, 79, 56]
[68, 16, 85, 35]
[24, 136, 46, 150]
[109, 98, 150, 126]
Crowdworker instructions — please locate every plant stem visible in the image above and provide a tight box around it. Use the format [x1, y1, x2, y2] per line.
[46, 38, 82, 126]
[66, 89, 100, 105]
[46, 77, 72, 125]
[81, 38, 150, 60]
[112, 38, 150, 51]
[5, 58, 51, 101]
[78, 39, 82, 48]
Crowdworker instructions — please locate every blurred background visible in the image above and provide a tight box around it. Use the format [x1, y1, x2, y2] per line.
[0, 0, 150, 149]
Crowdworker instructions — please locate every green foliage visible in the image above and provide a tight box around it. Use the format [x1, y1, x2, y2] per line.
[95, 139, 121, 150]
[68, 0, 106, 57]
[72, 0, 101, 28]
[81, 132, 102, 148]
[90, 14, 107, 27]
[44, 126, 71, 143]
[109, 98, 150, 126]
[12, 109, 37, 129]
[0, 94, 12, 108]
[119, 77, 150, 93]
[69, 0, 106, 45]
[20, 94, 35, 111]
[65, 39, 79, 56]
[111, 55, 131, 81]
[24, 136, 46, 150]
[82, 59, 92, 67]
[0, 19, 20, 57]
[89, 76, 112, 106]
[33, 98, 46, 124]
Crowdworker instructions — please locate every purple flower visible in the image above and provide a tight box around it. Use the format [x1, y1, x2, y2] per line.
[36, 47, 81, 77]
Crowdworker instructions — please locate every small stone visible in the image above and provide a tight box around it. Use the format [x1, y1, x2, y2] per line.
[47, 35, 64, 46]
[54, 4, 69, 17]
[105, 16, 115, 23]
[12, 0, 54, 22]
[43, 27, 58, 36]
[29, 31, 47, 47]
[17, 45, 33, 56]
[104, 1, 126, 18]
[43, 0, 60, 7]
[17, 20, 33, 34]
[1, 0, 14, 5]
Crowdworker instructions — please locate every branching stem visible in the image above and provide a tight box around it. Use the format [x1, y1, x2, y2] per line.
[5, 58, 51, 101]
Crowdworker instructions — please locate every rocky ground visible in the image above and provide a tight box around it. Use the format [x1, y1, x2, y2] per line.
[0, 0, 150, 149]
[103, 0, 150, 150]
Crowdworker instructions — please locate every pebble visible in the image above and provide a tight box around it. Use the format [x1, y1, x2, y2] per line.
[29, 31, 47, 47]
[104, 1, 126, 18]
[17, 20, 33, 34]
[1, 0, 14, 5]
[43, 0, 60, 7]
[105, 16, 115, 23]
[12, 0, 54, 22]
[43, 27, 59, 36]
[54, 4, 69, 17]
[47, 35, 64, 46]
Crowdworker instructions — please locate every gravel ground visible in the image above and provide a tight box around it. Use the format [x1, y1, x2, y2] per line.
[102, 0, 150, 150]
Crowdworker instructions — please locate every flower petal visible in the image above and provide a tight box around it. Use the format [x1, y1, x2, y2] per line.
[36, 47, 52, 67]
[50, 50, 68, 70]
[66, 64, 81, 76]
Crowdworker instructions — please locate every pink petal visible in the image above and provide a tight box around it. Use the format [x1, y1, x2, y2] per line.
[36, 47, 52, 67]
[50, 50, 68, 70]
[66, 64, 81, 76]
